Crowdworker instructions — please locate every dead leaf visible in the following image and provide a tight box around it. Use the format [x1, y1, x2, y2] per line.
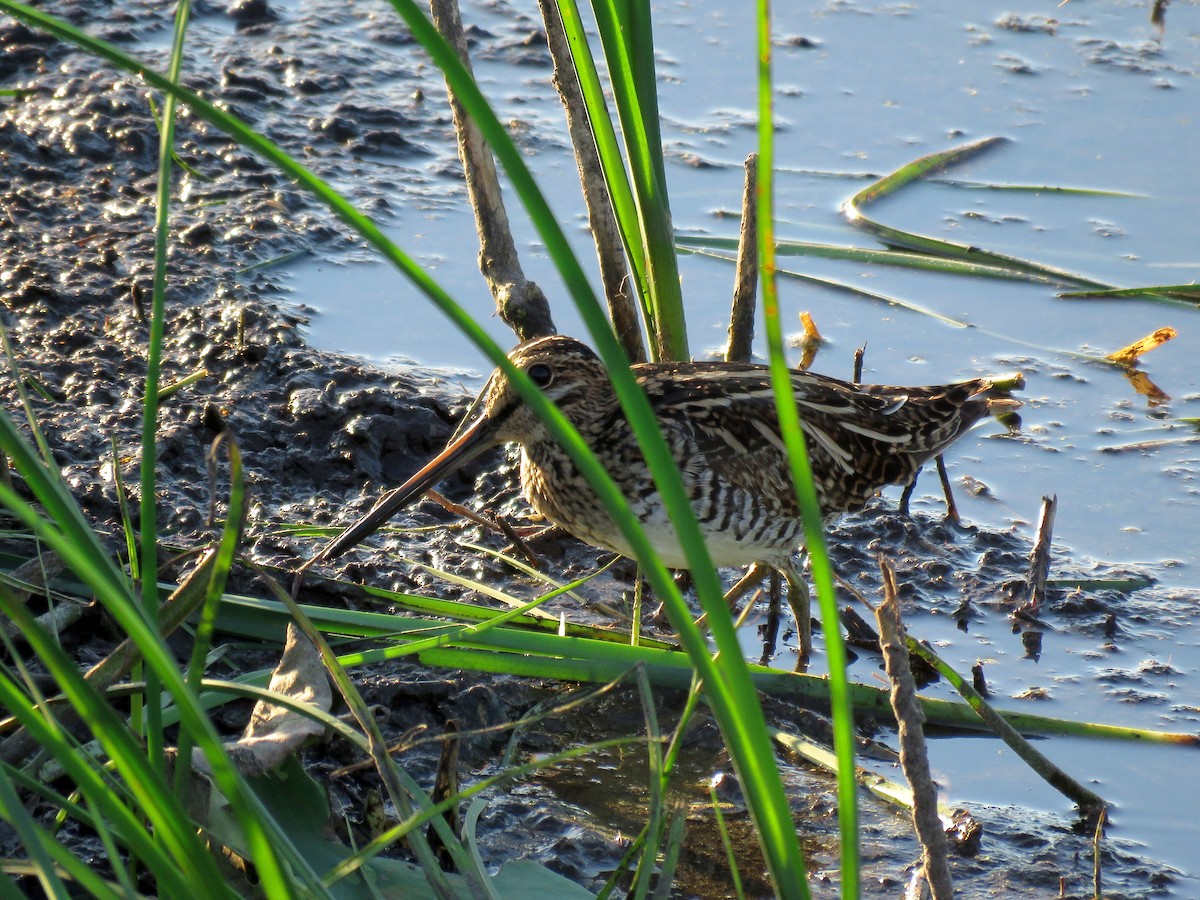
[1106, 326, 1177, 367]
[198, 622, 331, 777]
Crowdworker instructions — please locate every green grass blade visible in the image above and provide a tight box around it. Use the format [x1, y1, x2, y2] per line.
[175, 435, 245, 797]
[0, 811, 127, 900]
[709, 778, 745, 900]
[0, 766, 71, 898]
[107, 436, 139, 580]
[554, 0, 652, 313]
[631, 667, 666, 898]
[756, 5, 853, 894]
[139, 0, 193, 764]
[586, 0, 687, 358]
[0, 840, 122, 900]
[377, 7, 811, 887]
[255, 570, 478, 897]
[649, 803, 686, 900]
[460, 798, 503, 900]
[1059, 283, 1200, 304]
[327, 735, 645, 883]
[0, 0, 676, 657]
[0, 597, 230, 896]
[842, 137, 1115, 290]
[676, 234, 1062, 282]
[0, 410, 138, 620]
[194, 679, 367, 748]
[360, 582, 673, 647]
[0, 0, 707, 702]
[0, 413, 300, 894]
[0, 321, 54, 466]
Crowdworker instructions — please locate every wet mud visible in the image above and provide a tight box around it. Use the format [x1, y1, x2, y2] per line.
[0, 2, 1188, 896]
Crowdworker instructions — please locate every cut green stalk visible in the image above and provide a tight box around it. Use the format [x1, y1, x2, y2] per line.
[770, 727, 956, 822]
[920, 178, 1142, 197]
[1059, 284, 1200, 304]
[906, 638, 1107, 813]
[208, 590, 1200, 744]
[679, 245, 1173, 367]
[681, 246, 973, 326]
[154, 367, 208, 402]
[841, 138, 1189, 305]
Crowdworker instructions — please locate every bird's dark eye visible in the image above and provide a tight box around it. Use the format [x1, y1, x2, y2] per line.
[527, 363, 553, 387]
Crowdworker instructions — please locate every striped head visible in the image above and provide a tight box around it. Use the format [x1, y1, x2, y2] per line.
[312, 335, 616, 563]
[464, 335, 619, 447]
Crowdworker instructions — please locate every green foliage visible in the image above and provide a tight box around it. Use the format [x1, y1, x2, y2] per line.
[557, 0, 688, 360]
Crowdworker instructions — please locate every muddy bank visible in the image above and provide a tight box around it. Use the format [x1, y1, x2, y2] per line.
[0, 3, 1186, 896]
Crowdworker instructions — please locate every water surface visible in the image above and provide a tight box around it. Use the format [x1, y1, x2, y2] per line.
[279, 0, 1200, 888]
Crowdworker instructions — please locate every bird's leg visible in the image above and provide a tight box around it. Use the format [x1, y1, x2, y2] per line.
[899, 469, 919, 516]
[723, 562, 771, 611]
[780, 561, 813, 661]
[758, 570, 782, 666]
[689, 563, 771, 632]
[935, 454, 960, 524]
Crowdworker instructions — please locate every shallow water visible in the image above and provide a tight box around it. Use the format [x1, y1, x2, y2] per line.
[275, 0, 1200, 890]
[291, 0, 1200, 570]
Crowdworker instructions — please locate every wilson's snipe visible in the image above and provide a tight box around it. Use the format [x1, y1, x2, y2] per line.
[308, 335, 1021, 657]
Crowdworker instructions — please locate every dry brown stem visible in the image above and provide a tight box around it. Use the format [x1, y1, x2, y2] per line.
[430, 0, 556, 341]
[876, 557, 954, 899]
[726, 153, 758, 364]
[1024, 494, 1057, 611]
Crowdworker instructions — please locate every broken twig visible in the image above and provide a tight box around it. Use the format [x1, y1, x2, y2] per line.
[877, 558, 953, 900]
[726, 153, 758, 364]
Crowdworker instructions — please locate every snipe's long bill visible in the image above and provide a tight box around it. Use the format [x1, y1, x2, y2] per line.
[307, 335, 1022, 655]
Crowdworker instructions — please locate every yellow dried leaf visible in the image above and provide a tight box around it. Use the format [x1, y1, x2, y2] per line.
[1106, 326, 1177, 366]
[795, 311, 824, 372]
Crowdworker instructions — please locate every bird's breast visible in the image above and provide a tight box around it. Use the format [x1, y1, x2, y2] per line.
[517, 443, 805, 569]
